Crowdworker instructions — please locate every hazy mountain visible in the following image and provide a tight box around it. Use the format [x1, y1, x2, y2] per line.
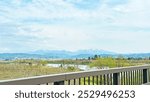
[124, 53, 150, 58]
[74, 49, 116, 55]
[0, 49, 150, 60]
[31, 50, 71, 55]
[0, 53, 43, 60]
[31, 49, 115, 55]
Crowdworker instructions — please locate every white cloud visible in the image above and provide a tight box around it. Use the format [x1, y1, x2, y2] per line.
[0, 0, 150, 53]
[110, 0, 150, 27]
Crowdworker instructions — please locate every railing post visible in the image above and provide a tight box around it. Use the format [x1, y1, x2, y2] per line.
[113, 73, 120, 85]
[54, 81, 64, 85]
[143, 69, 148, 84]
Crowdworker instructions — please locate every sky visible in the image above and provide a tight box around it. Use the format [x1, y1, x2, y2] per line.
[0, 0, 150, 53]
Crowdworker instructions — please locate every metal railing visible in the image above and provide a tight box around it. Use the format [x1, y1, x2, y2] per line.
[0, 65, 150, 85]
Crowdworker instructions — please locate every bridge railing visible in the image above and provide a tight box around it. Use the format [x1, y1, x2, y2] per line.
[0, 65, 150, 85]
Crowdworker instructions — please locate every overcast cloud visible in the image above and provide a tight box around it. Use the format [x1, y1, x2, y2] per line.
[0, 0, 150, 53]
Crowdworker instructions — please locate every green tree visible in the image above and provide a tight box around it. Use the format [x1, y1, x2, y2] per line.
[93, 55, 98, 60]
[39, 60, 48, 66]
[89, 57, 116, 69]
[116, 56, 128, 67]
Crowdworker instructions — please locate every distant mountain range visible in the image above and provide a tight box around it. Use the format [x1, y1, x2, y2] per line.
[30, 49, 115, 55]
[29, 49, 116, 58]
[0, 49, 150, 60]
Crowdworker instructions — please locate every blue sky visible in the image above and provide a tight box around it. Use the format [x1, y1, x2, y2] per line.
[0, 0, 150, 53]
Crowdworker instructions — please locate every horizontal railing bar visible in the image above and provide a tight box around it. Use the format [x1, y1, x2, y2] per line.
[0, 65, 150, 85]
[61, 65, 150, 80]
[0, 74, 66, 85]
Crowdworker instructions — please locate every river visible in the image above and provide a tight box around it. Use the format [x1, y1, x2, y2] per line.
[46, 64, 98, 71]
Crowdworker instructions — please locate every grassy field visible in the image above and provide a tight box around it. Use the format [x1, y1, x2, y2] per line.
[0, 61, 79, 80]
[0, 58, 150, 81]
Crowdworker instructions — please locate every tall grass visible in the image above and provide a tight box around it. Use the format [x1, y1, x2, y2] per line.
[0, 62, 74, 80]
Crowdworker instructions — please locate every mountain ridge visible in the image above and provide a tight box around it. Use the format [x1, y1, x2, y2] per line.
[30, 49, 116, 55]
[0, 49, 150, 60]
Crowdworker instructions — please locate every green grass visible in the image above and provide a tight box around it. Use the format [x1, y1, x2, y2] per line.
[0, 58, 150, 81]
[46, 59, 91, 65]
[0, 62, 79, 80]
